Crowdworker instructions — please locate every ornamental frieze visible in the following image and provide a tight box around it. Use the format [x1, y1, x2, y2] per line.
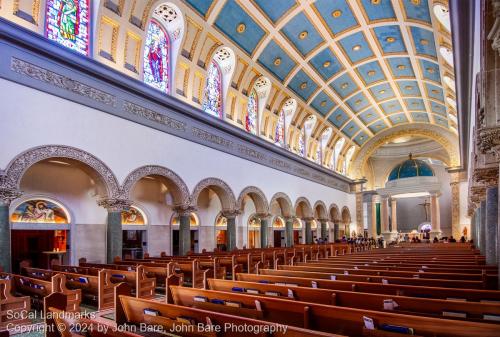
[124, 101, 186, 131]
[10, 58, 116, 107]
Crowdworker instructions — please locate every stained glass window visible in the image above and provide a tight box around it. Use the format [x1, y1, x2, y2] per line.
[297, 129, 305, 156]
[315, 147, 321, 165]
[202, 60, 224, 118]
[334, 138, 345, 171]
[246, 89, 258, 134]
[45, 0, 90, 55]
[275, 109, 285, 147]
[143, 19, 170, 94]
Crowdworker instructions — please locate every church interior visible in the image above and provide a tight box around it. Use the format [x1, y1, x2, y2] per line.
[0, 0, 499, 336]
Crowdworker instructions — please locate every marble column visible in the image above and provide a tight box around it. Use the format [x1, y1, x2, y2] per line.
[381, 197, 389, 233]
[391, 199, 398, 233]
[479, 200, 487, 255]
[98, 198, 131, 263]
[0, 187, 22, 272]
[175, 207, 196, 256]
[430, 193, 442, 239]
[305, 218, 313, 244]
[224, 212, 237, 251]
[333, 223, 339, 241]
[486, 187, 498, 264]
[371, 196, 378, 237]
[285, 217, 294, 247]
[320, 220, 328, 240]
[259, 214, 269, 249]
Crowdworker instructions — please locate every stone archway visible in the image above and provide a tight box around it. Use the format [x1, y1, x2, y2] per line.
[1, 145, 120, 198]
[122, 165, 190, 206]
[236, 186, 269, 214]
[294, 197, 313, 219]
[190, 177, 236, 211]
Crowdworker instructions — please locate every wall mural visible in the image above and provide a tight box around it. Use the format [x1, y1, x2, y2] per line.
[45, 0, 90, 55]
[273, 216, 285, 228]
[121, 206, 146, 225]
[11, 199, 69, 223]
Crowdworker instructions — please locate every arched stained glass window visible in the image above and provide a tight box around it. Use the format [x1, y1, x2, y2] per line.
[315, 147, 321, 165]
[297, 129, 305, 157]
[202, 60, 224, 118]
[45, 0, 90, 55]
[245, 89, 258, 134]
[275, 109, 285, 147]
[334, 138, 345, 171]
[143, 19, 171, 94]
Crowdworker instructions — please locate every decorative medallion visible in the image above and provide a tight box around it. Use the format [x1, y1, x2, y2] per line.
[397, 64, 406, 70]
[237, 23, 246, 33]
[367, 70, 376, 76]
[352, 45, 361, 51]
[300, 82, 308, 90]
[386, 37, 396, 43]
[274, 57, 282, 66]
[420, 39, 429, 46]
[320, 100, 327, 107]
[332, 10, 342, 18]
[323, 61, 331, 68]
[299, 31, 308, 40]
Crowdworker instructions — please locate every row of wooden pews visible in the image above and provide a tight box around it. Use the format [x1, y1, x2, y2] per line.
[5, 242, 500, 336]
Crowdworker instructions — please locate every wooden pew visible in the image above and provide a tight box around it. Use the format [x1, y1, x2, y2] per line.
[259, 268, 487, 289]
[207, 279, 500, 323]
[0, 278, 30, 329]
[168, 286, 500, 337]
[1, 272, 80, 312]
[236, 273, 500, 302]
[118, 295, 340, 336]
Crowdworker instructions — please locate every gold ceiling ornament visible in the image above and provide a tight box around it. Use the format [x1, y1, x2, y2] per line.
[341, 82, 349, 89]
[396, 116, 402, 121]
[371, 0, 381, 4]
[420, 39, 429, 46]
[397, 64, 406, 70]
[273, 57, 282, 66]
[336, 114, 343, 121]
[379, 90, 385, 94]
[367, 113, 373, 117]
[349, 126, 354, 131]
[431, 89, 440, 94]
[352, 44, 362, 51]
[320, 100, 327, 107]
[405, 85, 413, 90]
[386, 36, 396, 43]
[332, 10, 342, 18]
[367, 70, 376, 76]
[323, 60, 331, 68]
[355, 99, 362, 105]
[299, 30, 308, 40]
[411, 0, 421, 5]
[300, 82, 308, 89]
[236, 23, 246, 33]
[427, 67, 435, 74]
[359, 135, 365, 140]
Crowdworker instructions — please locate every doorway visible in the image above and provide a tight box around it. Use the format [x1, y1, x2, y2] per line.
[273, 230, 284, 247]
[216, 229, 227, 251]
[122, 230, 146, 259]
[11, 229, 68, 272]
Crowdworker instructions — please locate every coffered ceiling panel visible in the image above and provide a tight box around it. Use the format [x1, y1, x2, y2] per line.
[185, 0, 457, 148]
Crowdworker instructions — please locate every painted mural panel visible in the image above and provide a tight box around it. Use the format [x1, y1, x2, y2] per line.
[11, 199, 69, 223]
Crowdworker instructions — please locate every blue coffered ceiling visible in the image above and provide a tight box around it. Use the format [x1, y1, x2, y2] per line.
[186, 0, 457, 148]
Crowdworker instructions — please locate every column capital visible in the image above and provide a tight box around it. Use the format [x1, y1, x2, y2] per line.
[221, 210, 240, 219]
[473, 166, 499, 188]
[256, 213, 272, 220]
[173, 205, 198, 217]
[0, 187, 22, 206]
[477, 127, 500, 154]
[317, 218, 329, 223]
[302, 217, 316, 222]
[98, 198, 132, 212]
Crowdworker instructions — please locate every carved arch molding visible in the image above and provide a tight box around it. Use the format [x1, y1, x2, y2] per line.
[349, 125, 460, 179]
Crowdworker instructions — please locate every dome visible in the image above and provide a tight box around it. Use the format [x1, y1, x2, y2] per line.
[387, 155, 434, 181]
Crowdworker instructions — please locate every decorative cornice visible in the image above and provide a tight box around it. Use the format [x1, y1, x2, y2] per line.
[97, 198, 132, 212]
[477, 127, 500, 155]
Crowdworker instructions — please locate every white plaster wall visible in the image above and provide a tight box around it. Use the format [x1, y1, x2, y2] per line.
[458, 181, 471, 238]
[0, 79, 355, 214]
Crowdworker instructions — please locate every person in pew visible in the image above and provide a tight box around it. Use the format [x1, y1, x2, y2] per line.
[460, 236, 466, 243]
[433, 237, 439, 243]
[449, 236, 457, 243]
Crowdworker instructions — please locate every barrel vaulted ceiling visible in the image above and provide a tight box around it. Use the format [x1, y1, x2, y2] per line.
[0, 0, 458, 177]
[185, 0, 457, 147]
